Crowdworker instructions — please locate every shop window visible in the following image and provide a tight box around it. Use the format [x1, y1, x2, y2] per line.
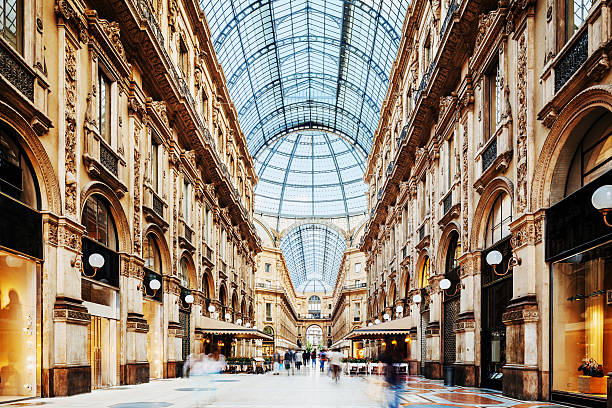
[552, 241, 611, 401]
[83, 196, 118, 250]
[484, 192, 512, 248]
[265, 263, 271, 273]
[98, 68, 112, 145]
[485, 58, 503, 140]
[0, 124, 40, 209]
[0, 0, 22, 52]
[179, 257, 190, 288]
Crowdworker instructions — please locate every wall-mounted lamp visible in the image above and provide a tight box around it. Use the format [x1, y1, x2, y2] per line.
[395, 305, 403, 317]
[383, 313, 390, 321]
[81, 253, 104, 278]
[374, 318, 380, 325]
[368, 322, 373, 327]
[176, 292, 194, 311]
[592, 185, 612, 226]
[236, 318, 243, 325]
[225, 313, 231, 321]
[140, 276, 161, 297]
[486, 238, 521, 277]
[439, 278, 463, 297]
[245, 322, 251, 328]
[253, 325, 257, 330]
[413, 294, 422, 304]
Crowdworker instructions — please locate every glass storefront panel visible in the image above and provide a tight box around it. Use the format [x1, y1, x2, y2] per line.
[553, 241, 612, 400]
[0, 250, 37, 400]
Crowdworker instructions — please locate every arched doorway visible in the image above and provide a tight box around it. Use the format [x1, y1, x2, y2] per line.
[442, 231, 461, 370]
[0, 122, 42, 400]
[481, 191, 513, 390]
[231, 291, 239, 322]
[202, 270, 213, 315]
[306, 325, 323, 350]
[81, 194, 121, 389]
[262, 326, 274, 356]
[418, 255, 431, 375]
[219, 284, 228, 320]
[178, 255, 195, 363]
[545, 107, 612, 406]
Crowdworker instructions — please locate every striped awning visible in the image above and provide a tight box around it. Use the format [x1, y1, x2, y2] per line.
[347, 316, 412, 339]
[198, 316, 273, 340]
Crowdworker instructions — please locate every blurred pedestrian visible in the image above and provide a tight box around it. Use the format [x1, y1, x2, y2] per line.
[319, 350, 326, 372]
[311, 350, 316, 368]
[380, 348, 402, 408]
[284, 349, 294, 375]
[295, 350, 303, 370]
[329, 349, 342, 382]
[272, 350, 281, 375]
[302, 349, 308, 367]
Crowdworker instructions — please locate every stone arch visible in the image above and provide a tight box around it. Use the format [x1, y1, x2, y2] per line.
[0, 106, 61, 214]
[400, 268, 411, 300]
[143, 224, 171, 276]
[177, 250, 196, 289]
[531, 85, 612, 210]
[201, 267, 215, 297]
[378, 289, 386, 312]
[415, 249, 431, 288]
[81, 181, 132, 253]
[218, 283, 228, 306]
[387, 281, 397, 306]
[469, 177, 514, 251]
[436, 222, 461, 274]
[279, 219, 348, 242]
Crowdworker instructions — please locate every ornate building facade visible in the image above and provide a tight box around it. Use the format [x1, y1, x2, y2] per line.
[361, 0, 612, 405]
[0, 0, 261, 399]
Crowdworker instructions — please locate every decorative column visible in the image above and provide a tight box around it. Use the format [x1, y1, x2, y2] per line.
[455, 253, 478, 386]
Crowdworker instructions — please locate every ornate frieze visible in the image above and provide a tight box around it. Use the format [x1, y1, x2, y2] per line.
[516, 32, 528, 214]
[64, 40, 78, 216]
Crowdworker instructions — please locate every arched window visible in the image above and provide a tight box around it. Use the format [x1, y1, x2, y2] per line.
[143, 235, 161, 274]
[445, 232, 461, 275]
[565, 129, 612, 197]
[202, 273, 211, 298]
[179, 257, 190, 288]
[0, 0, 23, 52]
[484, 193, 512, 248]
[82, 195, 118, 250]
[308, 295, 321, 312]
[263, 326, 274, 336]
[0, 124, 40, 209]
[420, 256, 430, 288]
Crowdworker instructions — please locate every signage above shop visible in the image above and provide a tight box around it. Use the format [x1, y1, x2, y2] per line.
[0, 192, 42, 260]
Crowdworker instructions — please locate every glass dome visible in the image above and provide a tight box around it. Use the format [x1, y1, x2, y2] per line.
[254, 131, 367, 218]
[280, 223, 346, 293]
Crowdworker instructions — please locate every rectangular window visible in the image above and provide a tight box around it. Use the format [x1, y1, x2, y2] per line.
[565, 0, 592, 40]
[486, 58, 503, 139]
[327, 326, 331, 336]
[179, 38, 189, 77]
[447, 137, 454, 189]
[151, 137, 159, 192]
[355, 263, 362, 274]
[0, 0, 22, 52]
[297, 326, 301, 336]
[354, 303, 360, 319]
[202, 91, 209, 120]
[183, 179, 191, 224]
[98, 69, 112, 144]
[265, 303, 272, 320]
[265, 263, 271, 273]
[420, 178, 427, 221]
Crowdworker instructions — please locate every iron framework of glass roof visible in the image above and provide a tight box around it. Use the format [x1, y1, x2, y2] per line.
[201, 0, 409, 221]
[255, 130, 367, 219]
[280, 223, 346, 293]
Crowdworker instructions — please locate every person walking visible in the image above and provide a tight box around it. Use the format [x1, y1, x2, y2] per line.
[295, 350, 302, 370]
[380, 348, 402, 408]
[311, 350, 316, 368]
[329, 349, 343, 382]
[272, 350, 281, 375]
[302, 349, 308, 367]
[284, 349, 294, 375]
[319, 350, 326, 372]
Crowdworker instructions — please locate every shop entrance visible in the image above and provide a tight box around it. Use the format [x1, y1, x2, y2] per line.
[179, 310, 190, 361]
[481, 238, 513, 390]
[88, 315, 118, 389]
[144, 301, 163, 380]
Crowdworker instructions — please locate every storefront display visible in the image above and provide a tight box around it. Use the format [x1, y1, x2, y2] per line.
[552, 241, 611, 401]
[0, 251, 38, 401]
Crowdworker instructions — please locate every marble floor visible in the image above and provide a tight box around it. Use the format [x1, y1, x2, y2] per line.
[8, 366, 565, 407]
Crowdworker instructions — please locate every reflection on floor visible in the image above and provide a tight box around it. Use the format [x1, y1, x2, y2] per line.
[400, 377, 563, 407]
[8, 367, 566, 407]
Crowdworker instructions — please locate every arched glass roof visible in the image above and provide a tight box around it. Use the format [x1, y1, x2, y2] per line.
[254, 130, 367, 218]
[280, 223, 346, 292]
[201, 0, 409, 220]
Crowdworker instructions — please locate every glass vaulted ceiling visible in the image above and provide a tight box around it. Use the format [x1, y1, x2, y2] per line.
[280, 224, 346, 293]
[201, 0, 409, 221]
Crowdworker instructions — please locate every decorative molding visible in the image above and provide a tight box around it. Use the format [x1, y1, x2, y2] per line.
[64, 40, 78, 216]
[516, 31, 528, 214]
